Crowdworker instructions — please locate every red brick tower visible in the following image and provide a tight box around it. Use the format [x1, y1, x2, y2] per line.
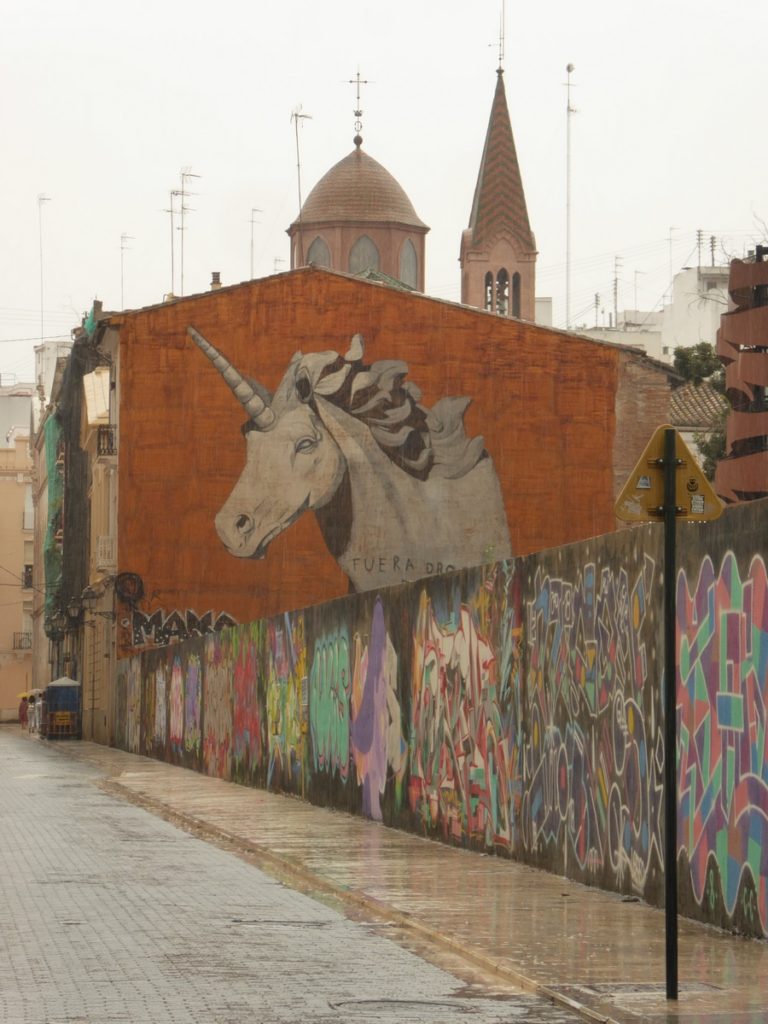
[460, 69, 537, 320]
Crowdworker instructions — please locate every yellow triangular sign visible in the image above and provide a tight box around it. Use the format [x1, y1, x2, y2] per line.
[615, 425, 724, 523]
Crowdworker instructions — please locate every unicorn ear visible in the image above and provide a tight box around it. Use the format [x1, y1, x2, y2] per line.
[345, 333, 365, 362]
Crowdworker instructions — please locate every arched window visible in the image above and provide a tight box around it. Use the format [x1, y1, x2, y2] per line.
[349, 235, 380, 274]
[399, 239, 418, 288]
[496, 269, 509, 316]
[307, 236, 331, 268]
[512, 272, 521, 318]
[484, 272, 494, 311]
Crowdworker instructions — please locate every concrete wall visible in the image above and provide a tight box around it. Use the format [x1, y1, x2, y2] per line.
[114, 493, 768, 940]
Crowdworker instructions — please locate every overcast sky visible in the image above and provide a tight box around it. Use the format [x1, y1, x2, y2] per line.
[1, 0, 765, 383]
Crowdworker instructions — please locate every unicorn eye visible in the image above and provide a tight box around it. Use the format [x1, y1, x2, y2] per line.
[295, 436, 318, 454]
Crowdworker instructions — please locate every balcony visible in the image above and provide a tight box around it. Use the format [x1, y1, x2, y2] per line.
[13, 632, 32, 650]
[96, 534, 116, 571]
[97, 425, 117, 457]
[22, 565, 33, 589]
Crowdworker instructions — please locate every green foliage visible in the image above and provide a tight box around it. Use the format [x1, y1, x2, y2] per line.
[694, 408, 728, 481]
[673, 342, 725, 393]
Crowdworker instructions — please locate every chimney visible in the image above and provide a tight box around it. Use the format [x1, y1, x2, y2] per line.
[210, 271, 222, 291]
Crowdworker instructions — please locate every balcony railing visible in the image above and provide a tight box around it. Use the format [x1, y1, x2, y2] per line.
[96, 534, 116, 571]
[13, 632, 32, 650]
[97, 425, 117, 457]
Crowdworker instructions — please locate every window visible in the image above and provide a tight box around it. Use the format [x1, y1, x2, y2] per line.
[512, 272, 521, 318]
[399, 239, 418, 288]
[349, 235, 380, 274]
[307, 236, 331, 268]
[496, 269, 509, 316]
[484, 272, 494, 311]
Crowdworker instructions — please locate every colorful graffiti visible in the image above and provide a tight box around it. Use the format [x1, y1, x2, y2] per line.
[408, 588, 514, 847]
[678, 551, 768, 936]
[203, 633, 232, 779]
[309, 623, 351, 781]
[350, 598, 406, 820]
[184, 653, 202, 757]
[113, 502, 768, 939]
[266, 614, 305, 792]
[524, 555, 662, 892]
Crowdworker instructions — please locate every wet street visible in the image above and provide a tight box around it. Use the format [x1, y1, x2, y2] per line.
[0, 728, 582, 1024]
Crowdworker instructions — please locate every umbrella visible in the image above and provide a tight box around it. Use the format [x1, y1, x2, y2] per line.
[48, 676, 81, 687]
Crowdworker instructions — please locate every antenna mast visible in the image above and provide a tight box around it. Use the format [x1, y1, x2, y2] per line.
[565, 64, 576, 330]
[250, 208, 262, 279]
[179, 167, 200, 297]
[37, 193, 51, 342]
[120, 233, 134, 309]
[291, 106, 312, 268]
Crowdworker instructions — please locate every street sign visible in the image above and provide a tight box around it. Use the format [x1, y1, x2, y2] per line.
[614, 424, 724, 523]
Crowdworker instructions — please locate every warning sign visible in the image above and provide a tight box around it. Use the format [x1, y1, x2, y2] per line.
[615, 425, 724, 523]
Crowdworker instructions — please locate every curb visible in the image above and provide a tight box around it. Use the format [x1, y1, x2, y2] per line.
[99, 776, 617, 1024]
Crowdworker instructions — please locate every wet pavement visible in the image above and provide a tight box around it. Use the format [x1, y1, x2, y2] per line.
[8, 729, 768, 1023]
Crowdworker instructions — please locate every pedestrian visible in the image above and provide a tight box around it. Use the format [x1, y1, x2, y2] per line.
[18, 696, 28, 731]
[27, 695, 36, 733]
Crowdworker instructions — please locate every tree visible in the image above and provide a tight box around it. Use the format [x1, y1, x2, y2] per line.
[673, 342, 725, 393]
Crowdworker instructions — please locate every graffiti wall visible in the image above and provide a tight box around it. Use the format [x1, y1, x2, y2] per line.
[114, 498, 768, 939]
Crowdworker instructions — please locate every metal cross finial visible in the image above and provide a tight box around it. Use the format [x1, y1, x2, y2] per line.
[346, 68, 371, 142]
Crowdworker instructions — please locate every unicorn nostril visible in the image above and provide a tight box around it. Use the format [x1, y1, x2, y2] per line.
[235, 513, 253, 535]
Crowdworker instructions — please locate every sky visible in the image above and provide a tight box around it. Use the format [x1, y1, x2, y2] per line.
[1, 0, 766, 383]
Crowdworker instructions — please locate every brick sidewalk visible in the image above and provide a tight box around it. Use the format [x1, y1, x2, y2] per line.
[44, 735, 768, 1023]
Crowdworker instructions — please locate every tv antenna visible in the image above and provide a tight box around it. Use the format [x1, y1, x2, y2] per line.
[250, 208, 262, 279]
[164, 190, 182, 296]
[179, 167, 200, 296]
[120, 233, 134, 309]
[565, 64, 577, 329]
[37, 193, 51, 342]
[291, 106, 312, 268]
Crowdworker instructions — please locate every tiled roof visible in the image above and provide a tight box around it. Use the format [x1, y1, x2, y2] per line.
[670, 380, 728, 429]
[468, 71, 534, 252]
[296, 145, 427, 229]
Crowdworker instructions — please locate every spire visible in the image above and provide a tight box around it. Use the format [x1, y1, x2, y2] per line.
[467, 70, 534, 254]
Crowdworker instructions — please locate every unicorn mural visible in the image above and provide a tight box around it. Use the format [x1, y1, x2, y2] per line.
[188, 327, 511, 592]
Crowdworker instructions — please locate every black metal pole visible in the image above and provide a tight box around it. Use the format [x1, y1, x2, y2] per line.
[663, 427, 678, 1000]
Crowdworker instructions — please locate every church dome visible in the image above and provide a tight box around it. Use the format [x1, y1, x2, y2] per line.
[297, 145, 427, 228]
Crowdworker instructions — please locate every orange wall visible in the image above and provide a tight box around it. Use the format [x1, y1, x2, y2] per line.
[116, 268, 620, 629]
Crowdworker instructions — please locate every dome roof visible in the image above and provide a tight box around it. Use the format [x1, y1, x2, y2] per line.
[296, 145, 427, 230]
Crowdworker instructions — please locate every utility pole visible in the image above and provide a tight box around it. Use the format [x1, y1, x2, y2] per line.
[37, 194, 51, 342]
[633, 269, 645, 320]
[667, 226, 677, 303]
[594, 293, 600, 328]
[613, 256, 622, 329]
[291, 107, 312, 268]
[565, 64, 576, 330]
[710, 235, 717, 267]
[179, 167, 200, 297]
[250, 208, 262, 280]
[696, 228, 703, 268]
[120, 233, 134, 310]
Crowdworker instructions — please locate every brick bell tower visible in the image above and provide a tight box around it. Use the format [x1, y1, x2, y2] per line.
[460, 67, 537, 320]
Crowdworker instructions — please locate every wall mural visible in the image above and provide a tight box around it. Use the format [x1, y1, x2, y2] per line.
[188, 327, 512, 592]
[114, 502, 768, 939]
[678, 551, 768, 937]
[131, 607, 237, 647]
